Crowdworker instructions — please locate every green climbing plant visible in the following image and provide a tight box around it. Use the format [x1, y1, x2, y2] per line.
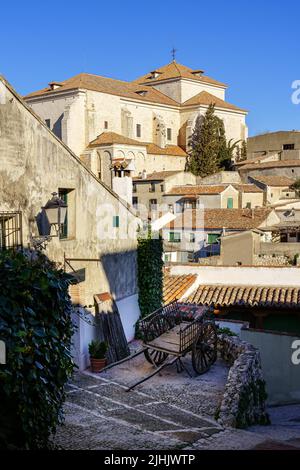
[137, 226, 163, 319]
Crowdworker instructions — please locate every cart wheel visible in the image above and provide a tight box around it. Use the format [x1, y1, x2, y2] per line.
[192, 322, 217, 375]
[144, 349, 168, 366]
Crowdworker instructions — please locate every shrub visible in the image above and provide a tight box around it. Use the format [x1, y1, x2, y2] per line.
[0, 250, 75, 449]
[88, 340, 107, 359]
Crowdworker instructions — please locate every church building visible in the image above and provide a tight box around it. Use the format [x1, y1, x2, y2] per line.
[24, 60, 248, 202]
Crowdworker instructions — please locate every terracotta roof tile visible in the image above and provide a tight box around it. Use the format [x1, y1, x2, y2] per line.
[163, 274, 197, 304]
[167, 208, 273, 230]
[181, 90, 247, 113]
[187, 284, 300, 309]
[133, 170, 181, 181]
[24, 72, 179, 107]
[167, 184, 233, 195]
[87, 132, 187, 156]
[250, 176, 295, 187]
[239, 160, 300, 170]
[133, 61, 227, 88]
[88, 132, 146, 148]
[166, 183, 262, 195]
[145, 143, 187, 156]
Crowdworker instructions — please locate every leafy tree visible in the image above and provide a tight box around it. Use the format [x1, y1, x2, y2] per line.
[290, 179, 300, 196]
[220, 139, 241, 169]
[0, 250, 74, 449]
[186, 104, 220, 177]
[236, 140, 248, 162]
[137, 226, 163, 318]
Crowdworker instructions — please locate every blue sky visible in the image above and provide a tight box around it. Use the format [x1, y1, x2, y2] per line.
[1, 0, 300, 136]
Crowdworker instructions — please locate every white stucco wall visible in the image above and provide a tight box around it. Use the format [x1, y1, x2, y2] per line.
[169, 265, 300, 288]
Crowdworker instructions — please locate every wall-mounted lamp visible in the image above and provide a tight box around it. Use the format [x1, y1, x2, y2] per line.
[43, 192, 68, 235]
[31, 192, 68, 249]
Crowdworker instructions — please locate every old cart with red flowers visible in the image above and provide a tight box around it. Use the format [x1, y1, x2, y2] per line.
[101, 300, 218, 391]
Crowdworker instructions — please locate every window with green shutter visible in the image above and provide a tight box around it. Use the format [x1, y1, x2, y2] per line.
[227, 197, 233, 209]
[113, 215, 120, 228]
[207, 233, 219, 244]
[169, 232, 181, 243]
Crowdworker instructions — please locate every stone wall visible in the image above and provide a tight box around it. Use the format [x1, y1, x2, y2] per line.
[216, 334, 269, 428]
[254, 254, 291, 266]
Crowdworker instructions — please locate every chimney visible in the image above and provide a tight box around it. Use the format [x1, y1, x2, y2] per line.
[142, 170, 147, 180]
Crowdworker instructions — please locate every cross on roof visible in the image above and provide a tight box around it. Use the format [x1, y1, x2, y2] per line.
[171, 47, 177, 61]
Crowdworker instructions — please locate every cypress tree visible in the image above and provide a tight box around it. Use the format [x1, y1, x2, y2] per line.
[186, 104, 220, 177]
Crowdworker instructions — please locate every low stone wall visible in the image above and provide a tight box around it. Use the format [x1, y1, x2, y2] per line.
[254, 254, 290, 266]
[216, 334, 270, 428]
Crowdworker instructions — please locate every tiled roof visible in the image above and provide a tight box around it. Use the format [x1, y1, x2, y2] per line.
[233, 184, 264, 193]
[133, 171, 181, 181]
[167, 208, 273, 230]
[167, 184, 234, 195]
[187, 284, 300, 309]
[88, 132, 146, 148]
[163, 274, 197, 304]
[166, 184, 262, 195]
[181, 90, 247, 113]
[24, 73, 179, 107]
[239, 160, 300, 170]
[133, 61, 227, 88]
[234, 156, 268, 166]
[87, 133, 187, 156]
[146, 143, 187, 156]
[250, 176, 295, 187]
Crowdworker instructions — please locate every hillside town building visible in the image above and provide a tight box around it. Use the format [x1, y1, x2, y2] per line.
[24, 61, 248, 186]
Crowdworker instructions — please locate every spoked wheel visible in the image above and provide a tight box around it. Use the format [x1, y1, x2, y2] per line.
[192, 322, 217, 375]
[144, 348, 168, 366]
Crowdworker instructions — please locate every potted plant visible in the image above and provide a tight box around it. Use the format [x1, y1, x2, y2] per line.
[88, 340, 108, 373]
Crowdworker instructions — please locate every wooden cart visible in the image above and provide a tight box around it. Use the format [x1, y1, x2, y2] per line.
[101, 300, 218, 391]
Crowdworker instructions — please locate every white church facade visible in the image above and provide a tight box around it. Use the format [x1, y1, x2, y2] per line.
[25, 61, 248, 197]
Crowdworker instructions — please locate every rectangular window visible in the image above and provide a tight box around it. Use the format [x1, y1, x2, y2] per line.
[136, 124, 141, 138]
[169, 232, 181, 243]
[58, 190, 68, 239]
[208, 233, 219, 245]
[149, 183, 155, 192]
[58, 189, 76, 240]
[104, 121, 108, 129]
[160, 184, 164, 192]
[246, 202, 251, 209]
[133, 183, 137, 193]
[227, 197, 233, 209]
[132, 197, 138, 208]
[113, 215, 120, 228]
[0, 211, 23, 250]
[283, 144, 294, 150]
[189, 232, 196, 243]
[45, 119, 51, 128]
[149, 199, 157, 210]
[167, 128, 172, 141]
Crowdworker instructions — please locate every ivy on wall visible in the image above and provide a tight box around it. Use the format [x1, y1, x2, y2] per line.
[0, 250, 75, 449]
[137, 227, 163, 319]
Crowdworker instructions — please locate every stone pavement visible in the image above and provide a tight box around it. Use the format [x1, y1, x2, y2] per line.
[53, 352, 300, 450]
[54, 372, 223, 449]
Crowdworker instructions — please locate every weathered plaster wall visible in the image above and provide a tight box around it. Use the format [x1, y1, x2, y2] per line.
[0, 77, 139, 307]
[241, 329, 300, 405]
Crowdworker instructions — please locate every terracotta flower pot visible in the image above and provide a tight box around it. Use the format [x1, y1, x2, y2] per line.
[90, 357, 106, 373]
